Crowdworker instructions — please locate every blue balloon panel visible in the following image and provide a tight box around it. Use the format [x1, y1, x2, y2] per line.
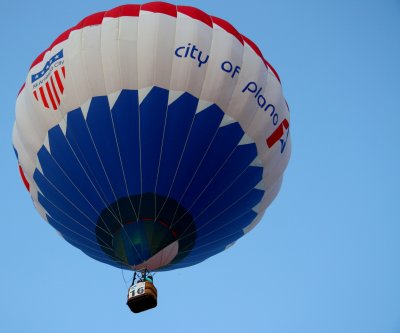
[34, 87, 264, 270]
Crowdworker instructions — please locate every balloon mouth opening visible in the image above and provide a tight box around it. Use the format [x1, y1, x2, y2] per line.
[95, 193, 197, 270]
[112, 218, 179, 265]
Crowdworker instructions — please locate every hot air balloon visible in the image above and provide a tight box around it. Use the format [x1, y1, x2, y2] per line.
[12, 2, 291, 313]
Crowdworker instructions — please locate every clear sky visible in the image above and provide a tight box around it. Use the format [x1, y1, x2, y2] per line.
[1, 0, 400, 332]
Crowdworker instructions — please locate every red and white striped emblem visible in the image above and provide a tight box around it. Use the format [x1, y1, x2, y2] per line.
[31, 49, 65, 111]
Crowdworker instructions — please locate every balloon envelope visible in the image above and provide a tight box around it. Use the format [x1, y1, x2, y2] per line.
[13, 2, 291, 271]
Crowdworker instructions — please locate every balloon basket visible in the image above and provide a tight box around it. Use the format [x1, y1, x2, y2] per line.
[127, 270, 158, 313]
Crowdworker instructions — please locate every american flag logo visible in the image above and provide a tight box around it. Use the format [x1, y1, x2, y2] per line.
[31, 50, 65, 111]
[266, 118, 289, 153]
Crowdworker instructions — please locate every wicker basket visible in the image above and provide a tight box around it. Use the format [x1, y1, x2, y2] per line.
[127, 281, 158, 313]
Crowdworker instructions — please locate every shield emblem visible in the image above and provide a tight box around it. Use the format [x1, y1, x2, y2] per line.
[31, 50, 65, 111]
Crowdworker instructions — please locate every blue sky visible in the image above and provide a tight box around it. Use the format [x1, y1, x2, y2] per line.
[1, 0, 400, 332]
